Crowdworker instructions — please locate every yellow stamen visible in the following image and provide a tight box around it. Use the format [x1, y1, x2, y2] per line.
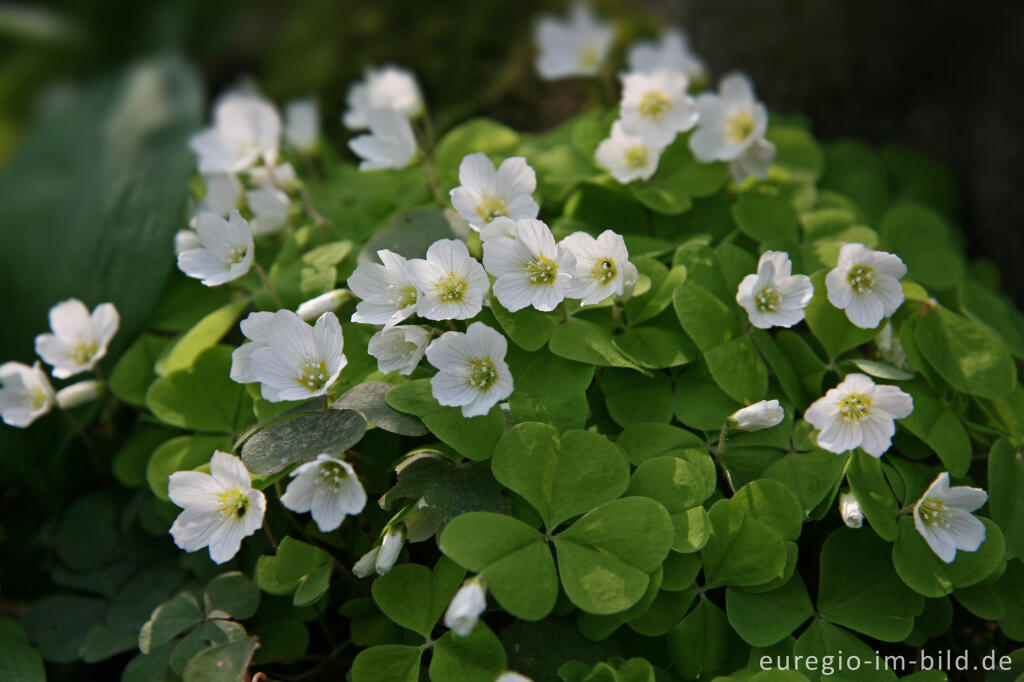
[754, 287, 781, 313]
[525, 256, 558, 285]
[918, 498, 947, 527]
[838, 393, 872, 422]
[639, 91, 670, 118]
[727, 112, 755, 143]
[625, 146, 649, 169]
[437, 274, 467, 303]
[846, 265, 876, 293]
[468, 358, 498, 390]
[218, 489, 250, 519]
[71, 340, 99, 366]
[591, 258, 618, 284]
[476, 196, 508, 223]
[297, 360, 330, 391]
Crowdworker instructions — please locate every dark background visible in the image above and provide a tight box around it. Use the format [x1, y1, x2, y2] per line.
[2, 0, 1022, 302]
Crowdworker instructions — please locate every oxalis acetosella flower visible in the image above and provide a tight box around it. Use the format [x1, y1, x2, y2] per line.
[177, 210, 254, 286]
[348, 250, 420, 327]
[34, 298, 119, 378]
[284, 97, 320, 153]
[482, 219, 576, 312]
[189, 92, 281, 175]
[627, 28, 705, 81]
[913, 472, 988, 564]
[0, 362, 55, 427]
[246, 162, 296, 236]
[534, 1, 614, 80]
[343, 65, 423, 130]
[190, 173, 240, 224]
[450, 153, 540, 233]
[728, 399, 784, 432]
[444, 577, 487, 637]
[561, 230, 639, 306]
[168, 451, 266, 565]
[242, 310, 346, 402]
[406, 239, 489, 320]
[839, 490, 864, 529]
[280, 454, 367, 533]
[619, 69, 698, 147]
[348, 108, 418, 171]
[368, 325, 431, 376]
[353, 527, 406, 577]
[595, 121, 665, 183]
[689, 73, 776, 183]
[736, 250, 814, 329]
[826, 243, 907, 329]
[426, 322, 514, 418]
[804, 373, 913, 457]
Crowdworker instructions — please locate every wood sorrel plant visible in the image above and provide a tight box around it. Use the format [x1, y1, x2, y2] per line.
[3, 5, 1023, 682]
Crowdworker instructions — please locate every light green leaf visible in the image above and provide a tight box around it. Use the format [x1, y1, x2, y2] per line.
[616, 423, 705, 466]
[491, 294, 561, 351]
[549, 318, 642, 370]
[879, 202, 963, 290]
[701, 499, 788, 588]
[351, 645, 422, 682]
[625, 264, 687, 325]
[899, 383, 971, 477]
[293, 562, 332, 607]
[705, 335, 769, 404]
[371, 558, 465, 638]
[611, 326, 697, 369]
[146, 435, 233, 501]
[674, 361, 743, 431]
[109, 334, 172, 406]
[763, 450, 848, 515]
[732, 479, 805, 542]
[731, 193, 799, 243]
[914, 306, 1016, 399]
[145, 346, 254, 433]
[846, 451, 899, 540]
[434, 118, 519, 167]
[601, 369, 674, 427]
[274, 536, 330, 585]
[672, 281, 739, 352]
[158, 298, 250, 376]
[429, 623, 507, 682]
[803, 271, 879, 359]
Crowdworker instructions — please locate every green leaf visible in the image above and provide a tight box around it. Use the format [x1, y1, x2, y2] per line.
[629, 184, 692, 215]
[726, 574, 814, 647]
[701, 499, 788, 588]
[846, 451, 899, 541]
[731, 193, 799, 243]
[549, 318, 643, 369]
[958, 279, 1024, 359]
[899, 383, 971, 477]
[240, 409, 367, 476]
[616, 423, 705, 466]
[359, 207, 460, 262]
[334, 382, 428, 436]
[846, 358, 915, 381]
[626, 264, 687, 325]
[182, 637, 258, 682]
[667, 599, 748, 680]
[674, 361, 743, 431]
[146, 434, 233, 501]
[820, 140, 890, 224]
[170, 621, 247, 677]
[146, 345, 254, 433]
[988, 438, 1024, 558]
[371, 557, 465, 637]
[0, 618, 45, 682]
[491, 423, 629, 531]
[554, 497, 673, 614]
[793, 620, 896, 681]
[386, 379, 504, 461]
[109, 334, 172, 406]
[381, 457, 510, 523]
[803, 271, 879, 358]
[705, 335, 769, 404]
[914, 306, 1016, 399]
[275, 536, 330, 584]
[491, 293, 561, 351]
[601, 368, 674, 427]
[293, 562, 332, 607]
[138, 592, 203, 654]
[879, 202, 963, 290]
[732, 479, 805, 542]
[751, 329, 809, 406]
[351, 645, 423, 682]
[159, 298, 250, 375]
[112, 424, 177, 488]
[892, 516, 1005, 597]
[505, 343, 594, 431]
[429, 623, 508, 682]
[204, 572, 259, 620]
[817, 527, 924, 641]
[672, 281, 739, 352]
[627, 587, 698, 636]
[440, 512, 558, 620]
[768, 125, 825, 181]
[434, 118, 519, 167]
[253, 556, 302, 597]
[627, 456, 709, 552]
[611, 326, 696, 369]
[763, 450, 848, 515]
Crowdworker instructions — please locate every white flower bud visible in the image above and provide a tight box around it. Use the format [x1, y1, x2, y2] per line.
[55, 380, 104, 409]
[404, 498, 442, 542]
[444, 577, 487, 636]
[839, 491, 863, 529]
[296, 290, 350, 321]
[375, 527, 405, 575]
[496, 673, 533, 682]
[174, 229, 202, 254]
[352, 547, 379, 578]
[729, 399, 784, 431]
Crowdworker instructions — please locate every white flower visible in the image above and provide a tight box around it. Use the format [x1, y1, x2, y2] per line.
[247, 310, 347, 402]
[55, 380, 104, 409]
[479, 216, 521, 243]
[34, 299, 119, 379]
[376, 527, 405, 575]
[450, 153, 540, 233]
[426, 322, 514, 418]
[689, 73, 775, 182]
[297, 290, 350, 322]
[280, 454, 366, 532]
[348, 250, 420, 327]
[230, 311, 274, 384]
[825, 243, 907, 329]
[246, 185, 290, 236]
[343, 66, 424, 130]
[353, 547, 380, 578]
[804, 373, 913, 457]
[595, 121, 665, 183]
[729, 400, 784, 431]
[914, 473, 988, 564]
[174, 229, 202, 254]
[368, 325, 431, 375]
[627, 29, 705, 81]
[496, 674, 533, 682]
[839, 491, 863, 529]
[482, 219, 576, 312]
[444, 577, 487, 637]
[284, 97, 319, 152]
[177, 210, 254, 286]
[735, 250, 814, 329]
[875, 322, 909, 369]
[189, 92, 281, 174]
[534, 2, 614, 79]
[619, 69, 698, 147]
[560, 230, 639, 306]
[348, 108, 418, 171]
[406, 239, 489, 320]
[191, 173, 241, 221]
[0, 362, 54, 427]
[168, 451, 266, 564]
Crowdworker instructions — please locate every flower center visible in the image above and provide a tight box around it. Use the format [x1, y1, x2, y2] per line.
[639, 91, 671, 118]
[579, 44, 600, 70]
[226, 246, 248, 266]
[625, 146, 649, 169]
[317, 460, 349, 489]
[846, 265, 876, 293]
[437, 274, 468, 303]
[71, 340, 99, 366]
[476, 195, 508, 222]
[754, 287, 781, 313]
[838, 392, 872, 422]
[467, 358, 498, 390]
[525, 256, 558, 285]
[389, 283, 419, 308]
[29, 388, 49, 410]
[297, 360, 330, 391]
[591, 258, 618, 284]
[918, 498, 947, 527]
[727, 112, 755, 142]
[218, 489, 250, 520]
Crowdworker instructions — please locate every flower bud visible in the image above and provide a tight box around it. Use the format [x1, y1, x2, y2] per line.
[56, 380, 104, 409]
[375, 527, 405, 575]
[839, 491, 863, 529]
[352, 547, 380, 578]
[728, 399, 784, 431]
[296, 290, 350, 321]
[496, 673, 533, 682]
[444, 577, 487, 636]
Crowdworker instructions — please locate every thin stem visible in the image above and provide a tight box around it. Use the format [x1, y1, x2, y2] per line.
[610, 304, 622, 333]
[262, 518, 279, 549]
[59, 406, 94, 449]
[559, 300, 569, 324]
[421, 154, 444, 206]
[323, 393, 330, 411]
[254, 263, 284, 309]
[714, 422, 736, 495]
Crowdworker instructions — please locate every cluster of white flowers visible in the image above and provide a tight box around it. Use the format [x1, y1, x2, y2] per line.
[342, 66, 423, 170]
[1, 298, 119, 427]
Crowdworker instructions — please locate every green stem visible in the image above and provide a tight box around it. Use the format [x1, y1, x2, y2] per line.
[714, 422, 735, 495]
[254, 263, 284, 309]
